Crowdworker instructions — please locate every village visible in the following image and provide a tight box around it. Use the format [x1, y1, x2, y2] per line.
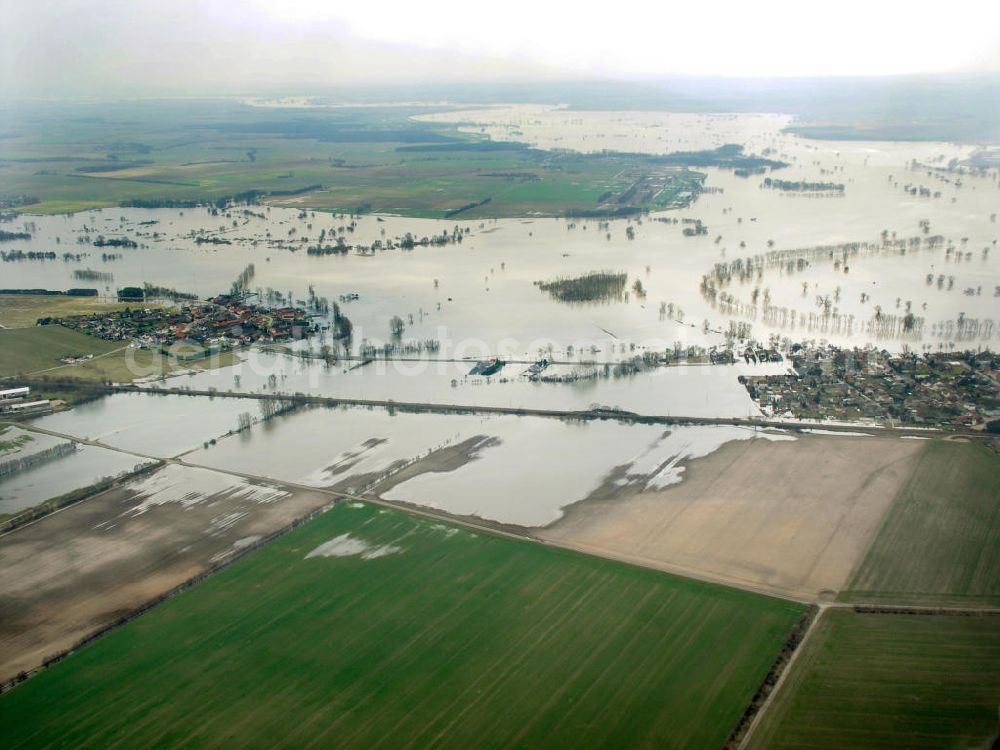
[741, 344, 1000, 428]
[40, 294, 317, 353]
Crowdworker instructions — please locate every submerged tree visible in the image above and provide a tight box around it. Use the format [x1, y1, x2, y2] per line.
[390, 315, 405, 338]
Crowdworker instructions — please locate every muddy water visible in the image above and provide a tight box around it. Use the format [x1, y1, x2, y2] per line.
[380, 421, 794, 526]
[29, 392, 261, 456]
[187, 403, 796, 527]
[2, 110, 996, 357]
[173, 349, 784, 417]
[0, 444, 150, 515]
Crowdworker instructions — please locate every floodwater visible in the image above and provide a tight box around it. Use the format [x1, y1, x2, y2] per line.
[2, 110, 997, 511]
[29, 393, 262, 457]
[0, 444, 151, 515]
[0, 426, 67, 462]
[381, 422, 794, 526]
[1, 111, 996, 360]
[188, 405, 508, 487]
[187, 402, 796, 527]
[125, 463, 289, 517]
[172, 349, 785, 417]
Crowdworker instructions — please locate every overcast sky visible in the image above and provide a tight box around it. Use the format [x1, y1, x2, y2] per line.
[4, 0, 1000, 97]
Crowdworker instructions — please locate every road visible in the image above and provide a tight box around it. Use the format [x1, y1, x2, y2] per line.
[106, 382, 978, 438]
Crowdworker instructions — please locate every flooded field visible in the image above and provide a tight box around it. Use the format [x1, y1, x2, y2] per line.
[380, 422, 792, 526]
[540, 432, 925, 599]
[0, 426, 67, 463]
[171, 349, 783, 417]
[187, 402, 795, 526]
[0, 392, 266, 516]
[0, 444, 149, 516]
[29, 392, 262, 456]
[1, 109, 996, 365]
[187, 405, 495, 490]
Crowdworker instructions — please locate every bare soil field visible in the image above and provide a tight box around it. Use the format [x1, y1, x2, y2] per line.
[538, 434, 924, 601]
[0, 463, 331, 683]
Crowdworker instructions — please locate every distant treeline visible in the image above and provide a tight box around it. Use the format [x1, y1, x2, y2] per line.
[118, 287, 145, 301]
[1, 250, 55, 261]
[121, 198, 215, 209]
[444, 197, 492, 218]
[535, 271, 628, 303]
[0, 230, 32, 242]
[307, 243, 350, 256]
[120, 183, 322, 210]
[73, 269, 113, 282]
[96, 142, 153, 154]
[763, 177, 845, 192]
[564, 206, 644, 219]
[93, 237, 138, 248]
[270, 183, 322, 197]
[76, 161, 153, 173]
[647, 144, 786, 171]
[0, 442, 77, 480]
[143, 282, 198, 301]
[0, 288, 98, 297]
[215, 121, 459, 144]
[0, 195, 38, 210]
[397, 141, 531, 153]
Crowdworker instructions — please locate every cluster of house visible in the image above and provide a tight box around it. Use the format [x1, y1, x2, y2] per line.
[741, 345, 1000, 427]
[49, 295, 316, 352]
[0, 386, 54, 417]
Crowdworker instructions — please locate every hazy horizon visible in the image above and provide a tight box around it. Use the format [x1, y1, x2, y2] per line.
[4, 0, 1000, 98]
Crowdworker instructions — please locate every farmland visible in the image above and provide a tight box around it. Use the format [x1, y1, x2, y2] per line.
[841, 440, 1000, 607]
[0, 501, 804, 749]
[0, 463, 331, 683]
[747, 608, 1000, 750]
[0, 294, 133, 329]
[0, 325, 237, 382]
[541, 433, 923, 600]
[0, 326, 122, 377]
[0, 100, 758, 217]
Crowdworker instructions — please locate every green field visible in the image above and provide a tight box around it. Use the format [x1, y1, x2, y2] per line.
[0, 294, 134, 329]
[0, 325, 237, 382]
[0, 502, 803, 749]
[841, 440, 1000, 607]
[748, 608, 1000, 749]
[0, 100, 769, 217]
[0, 325, 122, 377]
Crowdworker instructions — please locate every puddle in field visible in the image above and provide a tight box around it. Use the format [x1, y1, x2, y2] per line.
[305, 533, 402, 560]
[125, 463, 289, 517]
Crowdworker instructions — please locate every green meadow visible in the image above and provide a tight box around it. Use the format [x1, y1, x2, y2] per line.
[0, 502, 803, 750]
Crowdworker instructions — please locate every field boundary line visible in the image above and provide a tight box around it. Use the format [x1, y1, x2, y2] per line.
[734, 605, 825, 750]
